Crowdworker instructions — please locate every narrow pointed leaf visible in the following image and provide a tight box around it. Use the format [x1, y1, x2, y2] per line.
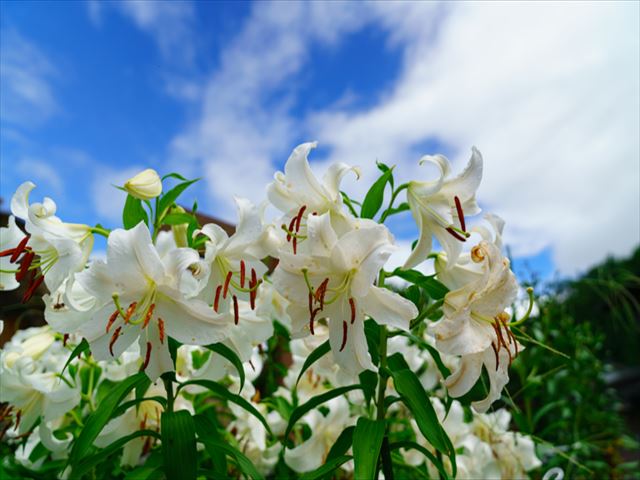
[161, 410, 197, 480]
[295, 339, 329, 388]
[361, 168, 393, 219]
[204, 342, 246, 392]
[179, 379, 271, 434]
[352, 417, 385, 480]
[123, 194, 149, 229]
[61, 339, 89, 376]
[68, 372, 149, 465]
[300, 455, 353, 480]
[389, 441, 450, 480]
[284, 385, 361, 440]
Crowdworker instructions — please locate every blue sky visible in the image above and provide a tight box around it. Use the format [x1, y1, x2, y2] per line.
[1, 1, 638, 279]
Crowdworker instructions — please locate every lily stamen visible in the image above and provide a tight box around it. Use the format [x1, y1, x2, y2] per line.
[491, 342, 500, 370]
[223, 271, 233, 298]
[233, 295, 239, 325]
[106, 310, 119, 333]
[15, 251, 35, 282]
[158, 318, 165, 344]
[142, 304, 156, 328]
[109, 326, 122, 356]
[22, 273, 44, 303]
[213, 285, 222, 312]
[10, 236, 30, 263]
[294, 205, 307, 232]
[141, 342, 152, 371]
[240, 260, 246, 288]
[349, 298, 356, 324]
[454, 195, 466, 232]
[124, 302, 138, 324]
[446, 227, 467, 242]
[339, 321, 348, 352]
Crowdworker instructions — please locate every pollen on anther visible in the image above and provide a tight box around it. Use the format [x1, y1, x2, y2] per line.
[143, 304, 156, 328]
[240, 260, 246, 288]
[339, 321, 348, 352]
[349, 298, 356, 324]
[223, 271, 233, 299]
[233, 295, 239, 325]
[454, 196, 466, 232]
[124, 302, 138, 323]
[109, 326, 122, 356]
[158, 318, 165, 344]
[213, 285, 222, 312]
[106, 309, 119, 333]
[141, 342, 152, 371]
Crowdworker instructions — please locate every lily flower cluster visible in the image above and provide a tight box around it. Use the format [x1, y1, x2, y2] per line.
[0, 144, 541, 479]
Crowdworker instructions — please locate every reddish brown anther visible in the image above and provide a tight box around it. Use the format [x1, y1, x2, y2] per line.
[491, 342, 499, 370]
[142, 304, 156, 328]
[141, 342, 152, 371]
[15, 410, 22, 430]
[63, 334, 69, 347]
[454, 196, 466, 232]
[249, 276, 257, 310]
[158, 318, 165, 344]
[10, 236, 30, 263]
[22, 274, 44, 303]
[106, 310, 119, 333]
[295, 205, 307, 232]
[445, 227, 466, 242]
[339, 321, 348, 352]
[223, 271, 233, 298]
[233, 295, 239, 325]
[292, 236, 298, 254]
[213, 285, 222, 312]
[124, 302, 138, 324]
[15, 251, 35, 282]
[309, 307, 317, 335]
[109, 326, 122, 356]
[240, 260, 246, 288]
[349, 298, 356, 324]
[315, 278, 329, 309]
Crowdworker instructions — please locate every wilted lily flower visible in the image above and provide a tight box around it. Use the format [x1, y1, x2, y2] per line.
[123, 168, 162, 200]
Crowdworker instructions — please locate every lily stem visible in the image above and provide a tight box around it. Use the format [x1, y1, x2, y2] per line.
[163, 375, 174, 413]
[376, 271, 394, 480]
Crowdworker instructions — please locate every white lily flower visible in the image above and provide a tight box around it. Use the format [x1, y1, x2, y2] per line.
[472, 409, 542, 478]
[0, 327, 80, 434]
[0, 216, 25, 291]
[431, 239, 522, 412]
[196, 197, 269, 322]
[405, 148, 483, 269]
[8, 182, 94, 295]
[123, 168, 162, 200]
[75, 222, 230, 380]
[273, 213, 418, 375]
[267, 142, 361, 255]
[284, 396, 354, 473]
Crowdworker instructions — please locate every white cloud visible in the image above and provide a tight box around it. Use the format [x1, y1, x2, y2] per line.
[91, 165, 146, 223]
[86, 0, 196, 63]
[15, 157, 64, 195]
[168, 1, 639, 275]
[0, 29, 58, 127]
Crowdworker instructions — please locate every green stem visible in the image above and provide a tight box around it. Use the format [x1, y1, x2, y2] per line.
[89, 226, 111, 237]
[379, 183, 409, 223]
[375, 271, 394, 480]
[163, 375, 175, 413]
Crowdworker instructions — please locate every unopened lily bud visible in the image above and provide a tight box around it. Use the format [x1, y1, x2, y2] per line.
[124, 169, 162, 200]
[170, 206, 189, 248]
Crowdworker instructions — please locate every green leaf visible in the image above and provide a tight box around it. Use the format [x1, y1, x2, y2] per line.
[162, 172, 188, 181]
[123, 194, 149, 229]
[61, 339, 89, 376]
[391, 268, 449, 300]
[113, 396, 166, 418]
[158, 178, 199, 219]
[397, 333, 452, 378]
[389, 440, 450, 480]
[387, 365, 451, 456]
[352, 417, 385, 480]
[384, 202, 410, 217]
[178, 379, 271, 434]
[300, 455, 353, 480]
[358, 370, 378, 406]
[340, 191, 359, 217]
[364, 319, 381, 365]
[376, 161, 394, 189]
[325, 425, 355, 461]
[68, 372, 149, 466]
[69, 429, 160, 480]
[194, 414, 264, 480]
[284, 385, 361, 440]
[162, 212, 196, 225]
[204, 343, 246, 392]
[361, 168, 393, 219]
[192, 415, 227, 477]
[161, 410, 197, 480]
[295, 339, 330, 388]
